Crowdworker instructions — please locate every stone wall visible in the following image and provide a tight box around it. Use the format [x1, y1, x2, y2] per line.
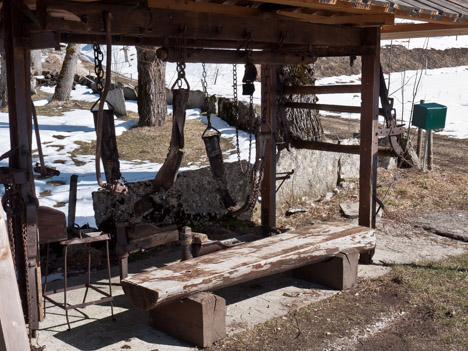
[93, 144, 396, 229]
[93, 161, 252, 232]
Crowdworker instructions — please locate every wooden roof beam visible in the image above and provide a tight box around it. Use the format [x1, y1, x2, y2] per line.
[147, 0, 261, 17]
[382, 22, 468, 40]
[252, 0, 389, 15]
[277, 10, 394, 26]
[39, 2, 364, 47]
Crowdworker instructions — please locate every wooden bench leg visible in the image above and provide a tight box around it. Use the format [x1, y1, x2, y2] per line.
[359, 248, 375, 264]
[149, 292, 226, 347]
[293, 249, 359, 290]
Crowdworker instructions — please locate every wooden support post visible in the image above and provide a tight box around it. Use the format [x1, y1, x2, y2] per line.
[3, 0, 40, 334]
[359, 27, 381, 230]
[416, 100, 425, 159]
[416, 128, 423, 158]
[293, 249, 359, 290]
[260, 65, 278, 237]
[0, 202, 30, 351]
[427, 130, 433, 170]
[116, 223, 129, 280]
[149, 292, 226, 348]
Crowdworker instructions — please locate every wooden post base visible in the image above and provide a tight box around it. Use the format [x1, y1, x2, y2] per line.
[149, 292, 226, 348]
[293, 249, 359, 290]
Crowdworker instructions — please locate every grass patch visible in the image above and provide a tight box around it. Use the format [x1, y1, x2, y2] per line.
[52, 135, 68, 140]
[53, 202, 66, 208]
[49, 145, 65, 152]
[39, 190, 52, 197]
[53, 159, 66, 164]
[46, 180, 65, 186]
[71, 157, 86, 167]
[209, 254, 468, 351]
[72, 116, 236, 167]
[35, 99, 95, 116]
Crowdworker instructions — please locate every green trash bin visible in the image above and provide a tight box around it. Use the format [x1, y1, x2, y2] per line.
[412, 103, 447, 130]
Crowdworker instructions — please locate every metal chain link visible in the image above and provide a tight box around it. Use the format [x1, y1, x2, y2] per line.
[201, 63, 211, 128]
[19, 207, 33, 338]
[93, 44, 104, 93]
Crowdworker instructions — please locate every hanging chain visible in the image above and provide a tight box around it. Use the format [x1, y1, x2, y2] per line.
[233, 64, 244, 172]
[21, 209, 33, 339]
[201, 63, 211, 128]
[93, 44, 104, 94]
[172, 25, 189, 90]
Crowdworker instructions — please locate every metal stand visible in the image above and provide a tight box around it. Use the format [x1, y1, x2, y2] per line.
[42, 233, 114, 330]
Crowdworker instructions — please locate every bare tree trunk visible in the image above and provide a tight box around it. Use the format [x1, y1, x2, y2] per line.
[0, 53, 7, 111]
[278, 64, 323, 143]
[50, 43, 80, 104]
[30, 50, 42, 75]
[136, 46, 167, 127]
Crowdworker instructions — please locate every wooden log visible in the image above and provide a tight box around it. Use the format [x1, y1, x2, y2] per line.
[149, 292, 226, 348]
[121, 222, 375, 311]
[0, 202, 30, 351]
[282, 84, 362, 95]
[293, 249, 359, 290]
[290, 140, 394, 157]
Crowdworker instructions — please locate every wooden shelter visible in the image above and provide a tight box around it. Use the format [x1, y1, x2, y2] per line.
[2, 0, 468, 340]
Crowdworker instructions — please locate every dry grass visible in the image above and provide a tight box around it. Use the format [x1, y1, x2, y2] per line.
[72, 115, 236, 167]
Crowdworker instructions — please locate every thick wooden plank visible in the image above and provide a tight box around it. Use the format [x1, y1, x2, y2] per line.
[0, 202, 30, 351]
[121, 222, 375, 311]
[359, 27, 380, 229]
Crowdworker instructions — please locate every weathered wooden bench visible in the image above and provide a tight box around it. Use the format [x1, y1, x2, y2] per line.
[121, 222, 375, 347]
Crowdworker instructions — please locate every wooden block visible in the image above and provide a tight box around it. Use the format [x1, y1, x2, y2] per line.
[359, 248, 375, 264]
[149, 292, 226, 348]
[293, 249, 359, 290]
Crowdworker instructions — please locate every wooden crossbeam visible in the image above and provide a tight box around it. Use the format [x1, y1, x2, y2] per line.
[156, 46, 374, 64]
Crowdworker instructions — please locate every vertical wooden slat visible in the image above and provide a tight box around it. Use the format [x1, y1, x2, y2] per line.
[0, 202, 30, 351]
[359, 27, 381, 229]
[260, 65, 278, 236]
